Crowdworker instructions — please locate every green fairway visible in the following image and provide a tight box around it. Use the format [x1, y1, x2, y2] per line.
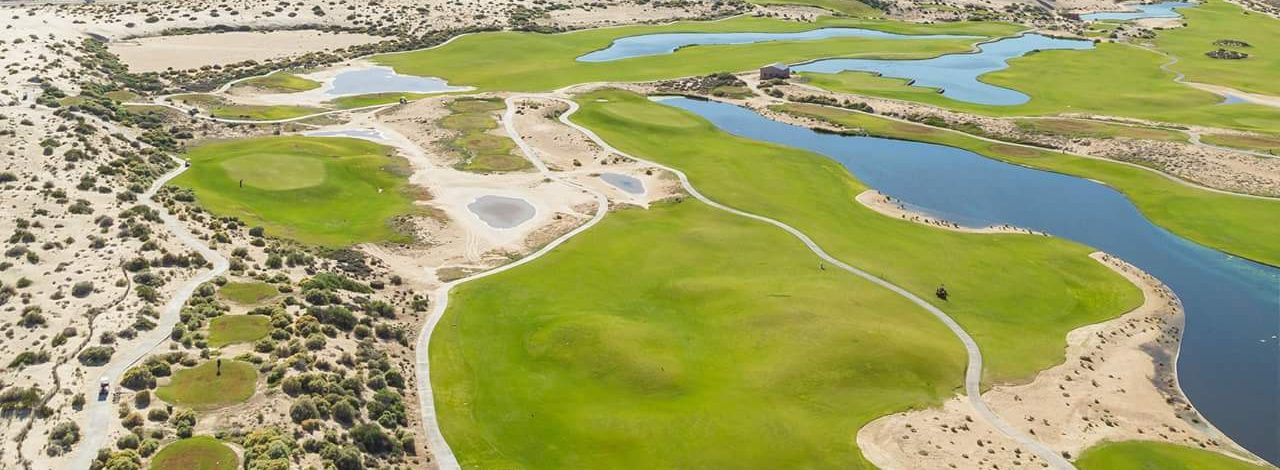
[434, 200, 967, 469]
[799, 42, 1280, 134]
[374, 16, 1019, 92]
[747, 0, 881, 16]
[171, 136, 417, 246]
[1155, 0, 1280, 97]
[207, 315, 271, 347]
[170, 94, 324, 121]
[440, 98, 529, 172]
[237, 72, 321, 93]
[571, 90, 1142, 383]
[150, 436, 238, 470]
[1201, 132, 1280, 155]
[156, 360, 257, 410]
[778, 102, 1280, 267]
[1076, 441, 1270, 470]
[1014, 118, 1187, 142]
[218, 281, 279, 304]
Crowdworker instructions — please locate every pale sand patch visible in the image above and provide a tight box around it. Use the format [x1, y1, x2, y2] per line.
[856, 190, 1045, 235]
[109, 30, 388, 73]
[857, 253, 1266, 469]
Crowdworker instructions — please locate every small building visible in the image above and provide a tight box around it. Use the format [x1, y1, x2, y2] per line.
[759, 63, 791, 80]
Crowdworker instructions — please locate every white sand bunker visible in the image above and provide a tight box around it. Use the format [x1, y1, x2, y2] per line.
[467, 195, 536, 229]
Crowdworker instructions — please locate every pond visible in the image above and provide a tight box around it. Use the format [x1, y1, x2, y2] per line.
[792, 34, 1094, 106]
[1080, 1, 1195, 21]
[600, 173, 645, 195]
[323, 65, 468, 96]
[468, 195, 536, 229]
[576, 27, 975, 62]
[658, 97, 1280, 465]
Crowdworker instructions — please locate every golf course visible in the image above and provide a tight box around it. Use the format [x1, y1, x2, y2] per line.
[149, 436, 239, 470]
[155, 360, 258, 410]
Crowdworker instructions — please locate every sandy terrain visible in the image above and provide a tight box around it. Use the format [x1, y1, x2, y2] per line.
[857, 190, 1047, 235]
[858, 252, 1267, 469]
[109, 30, 389, 73]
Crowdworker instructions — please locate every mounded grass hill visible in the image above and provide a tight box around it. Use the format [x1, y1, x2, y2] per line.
[156, 360, 258, 410]
[171, 136, 417, 247]
[570, 89, 1142, 383]
[237, 72, 321, 93]
[207, 315, 271, 348]
[150, 436, 238, 470]
[434, 200, 967, 468]
[1076, 441, 1271, 470]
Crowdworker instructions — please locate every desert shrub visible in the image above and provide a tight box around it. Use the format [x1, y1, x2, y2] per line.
[78, 346, 114, 366]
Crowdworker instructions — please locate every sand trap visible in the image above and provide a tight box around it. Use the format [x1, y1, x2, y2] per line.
[467, 195, 536, 229]
[110, 30, 388, 73]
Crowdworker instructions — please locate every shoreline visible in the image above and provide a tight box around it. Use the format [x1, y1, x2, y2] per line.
[856, 189, 1047, 235]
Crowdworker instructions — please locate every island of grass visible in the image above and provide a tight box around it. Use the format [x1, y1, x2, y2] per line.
[434, 200, 967, 468]
[150, 436, 238, 470]
[218, 281, 278, 304]
[236, 72, 321, 93]
[207, 315, 271, 347]
[569, 89, 1142, 382]
[775, 102, 1280, 267]
[328, 92, 439, 109]
[156, 360, 257, 410]
[373, 16, 1019, 92]
[1013, 118, 1186, 142]
[440, 97, 530, 172]
[171, 136, 418, 246]
[169, 94, 324, 121]
[1076, 441, 1271, 470]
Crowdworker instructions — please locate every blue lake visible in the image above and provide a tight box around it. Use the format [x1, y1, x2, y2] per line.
[600, 173, 645, 195]
[660, 97, 1280, 465]
[326, 66, 468, 96]
[792, 34, 1094, 106]
[576, 27, 974, 62]
[1081, 1, 1195, 21]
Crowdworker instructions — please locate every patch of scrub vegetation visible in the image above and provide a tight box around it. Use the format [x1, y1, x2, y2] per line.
[1154, 0, 1280, 96]
[800, 42, 1280, 134]
[439, 97, 530, 172]
[375, 16, 1018, 92]
[779, 102, 1280, 267]
[237, 72, 322, 93]
[434, 200, 966, 468]
[1014, 118, 1186, 142]
[207, 315, 271, 347]
[571, 90, 1141, 384]
[218, 281, 278, 304]
[1201, 133, 1280, 155]
[169, 94, 324, 121]
[156, 360, 258, 410]
[1075, 441, 1271, 470]
[171, 136, 418, 246]
[150, 436, 238, 470]
[747, 0, 881, 17]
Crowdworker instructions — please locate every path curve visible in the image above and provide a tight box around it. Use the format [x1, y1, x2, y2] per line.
[68, 157, 230, 470]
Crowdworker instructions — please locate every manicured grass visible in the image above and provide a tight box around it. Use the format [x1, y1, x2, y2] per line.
[1014, 118, 1187, 142]
[801, 42, 1280, 134]
[778, 102, 1280, 267]
[800, 70, 944, 98]
[170, 94, 324, 121]
[218, 281, 279, 304]
[1201, 132, 1280, 155]
[440, 98, 530, 172]
[156, 360, 257, 410]
[171, 136, 417, 246]
[747, 0, 881, 17]
[374, 16, 1019, 92]
[207, 315, 271, 348]
[434, 200, 967, 469]
[328, 92, 431, 109]
[1155, 0, 1280, 96]
[238, 72, 321, 93]
[150, 436, 238, 470]
[571, 90, 1142, 383]
[1076, 441, 1270, 470]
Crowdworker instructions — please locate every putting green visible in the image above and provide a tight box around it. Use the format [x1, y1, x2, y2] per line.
[207, 315, 271, 348]
[1076, 441, 1270, 470]
[570, 90, 1141, 383]
[778, 102, 1280, 267]
[150, 436, 238, 470]
[435, 200, 966, 468]
[172, 136, 416, 247]
[156, 360, 257, 410]
[217, 281, 279, 305]
[374, 16, 1019, 92]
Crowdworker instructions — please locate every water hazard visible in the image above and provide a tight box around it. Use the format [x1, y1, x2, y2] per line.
[468, 195, 536, 229]
[324, 65, 468, 96]
[659, 97, 1280, 465]
[576, 27, 974, 62]
[1081, 1, 1195, 21]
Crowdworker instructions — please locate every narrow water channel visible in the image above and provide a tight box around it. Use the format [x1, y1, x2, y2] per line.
[659, 97, 1280, 465]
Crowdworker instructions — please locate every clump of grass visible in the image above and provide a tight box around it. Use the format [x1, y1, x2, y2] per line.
[439, 98, 530, 172]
